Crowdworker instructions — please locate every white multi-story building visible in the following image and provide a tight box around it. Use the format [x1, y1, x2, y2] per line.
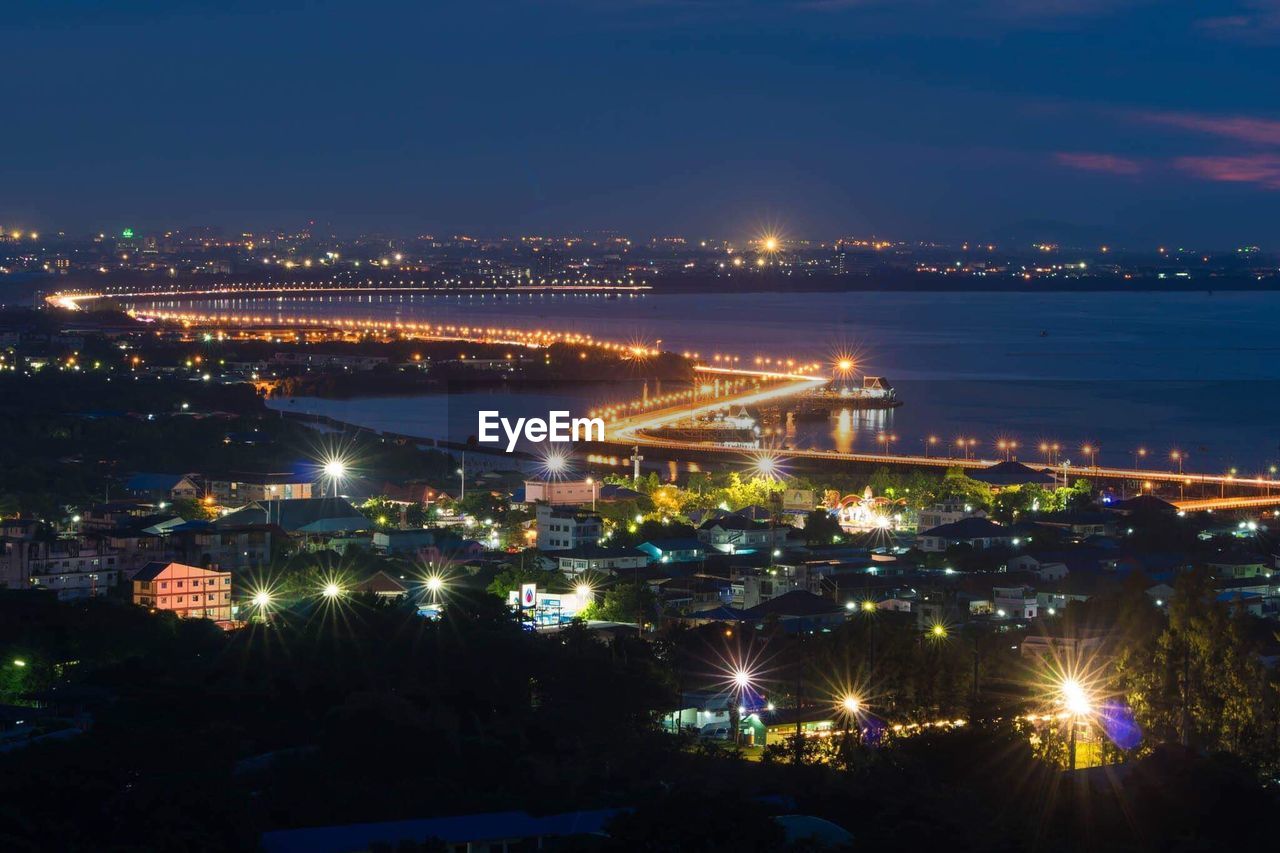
[535, 505, 602, 551]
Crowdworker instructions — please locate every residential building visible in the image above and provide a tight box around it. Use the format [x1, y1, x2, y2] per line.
[555, 545, 648, 577]
[916, 517, 1014, 553]
[132, 561, 232, 621]
[351, 570, 409, 600]
[27, 538, 121, 600]
[696, 515, 790, 555]
[217, 497, 368, 538]
[635, 537, 705, 564]
[1007, 554, 1070, 581]
[207, 471, 314, 507]
[535, 504, 602, 551]
[523, 479, 600, 507]
[917, 500, 986, 532]
[737, 563, 827, 609]
[125, 473, 202, 501]
[738, 590, 847, 632]
[993, 585, 1038, 619]
[168, 521, 277, 572]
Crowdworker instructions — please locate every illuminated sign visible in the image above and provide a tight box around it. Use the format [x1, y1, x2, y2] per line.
[521, 583, 537, 608]
[122, 228, 134, 239]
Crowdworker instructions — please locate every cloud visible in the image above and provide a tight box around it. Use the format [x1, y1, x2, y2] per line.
[1173, 154, 1280, 189]
[1137, 110, 1280, 146]
[1053, 152, 1143, 175]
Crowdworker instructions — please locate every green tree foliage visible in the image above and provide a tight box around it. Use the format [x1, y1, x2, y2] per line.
[1115, 567, 1279, 772]
[597, 582, 659, 625]
[802, 509, 843, 545]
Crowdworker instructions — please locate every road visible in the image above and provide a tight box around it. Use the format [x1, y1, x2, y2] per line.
[609, 366, 1280, 509]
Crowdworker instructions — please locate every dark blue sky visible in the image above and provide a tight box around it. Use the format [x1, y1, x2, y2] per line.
[5, 0, 1280, 244]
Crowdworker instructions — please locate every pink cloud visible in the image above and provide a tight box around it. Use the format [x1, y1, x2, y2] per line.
[1053, 151, 1143, 175]
[1138, 110, 1280, 146]
[1173, 154, 1280, 189]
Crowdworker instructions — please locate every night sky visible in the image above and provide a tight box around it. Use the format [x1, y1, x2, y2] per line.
[5, 0, 1280, 243]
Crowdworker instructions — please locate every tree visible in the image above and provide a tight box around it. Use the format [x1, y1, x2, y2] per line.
[1115, 567, 1279, 772]
[486, 564, 555, 598]
[802, 509, 842, 545]
[598, 582, 659, 626]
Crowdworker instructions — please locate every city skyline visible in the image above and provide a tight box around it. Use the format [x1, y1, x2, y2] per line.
[6, 1, 1280, 243]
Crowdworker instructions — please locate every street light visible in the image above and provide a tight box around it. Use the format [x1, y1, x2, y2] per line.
[322, 582, 342, 600]
[924, 435, 938, 458]
[1081, 444, 1097, 469]
[322, 456, 348, 497]
[1061, 677, 1094, 770]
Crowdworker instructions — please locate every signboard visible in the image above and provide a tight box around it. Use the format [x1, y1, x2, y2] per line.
[520, 583, 537, 609]
[782, 488, 815, 512]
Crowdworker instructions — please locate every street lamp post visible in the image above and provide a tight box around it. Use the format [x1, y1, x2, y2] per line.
[1061, 678, 1093, 771]
[1082, 445, 1097, 470]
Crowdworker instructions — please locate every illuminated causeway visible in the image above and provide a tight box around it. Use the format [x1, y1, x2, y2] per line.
[49, 285, 1280, 512]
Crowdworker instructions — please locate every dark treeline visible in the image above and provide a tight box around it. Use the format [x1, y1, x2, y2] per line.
[1, 586, 1276, 852]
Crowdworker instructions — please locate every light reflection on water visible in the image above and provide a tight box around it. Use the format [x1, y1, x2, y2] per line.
[134, 290, 1280, 470]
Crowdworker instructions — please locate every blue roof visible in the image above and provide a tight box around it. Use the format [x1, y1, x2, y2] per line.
[126, 473, 188, 492]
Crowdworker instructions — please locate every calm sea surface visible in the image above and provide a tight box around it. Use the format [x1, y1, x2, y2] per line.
[127, 291, 1280, 471]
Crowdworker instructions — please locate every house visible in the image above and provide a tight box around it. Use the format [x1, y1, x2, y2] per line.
[206, 471, 314, 507]
[1206, 552, 1272, 580]
[125, 473, 201, 501]
[535, 504, 602, 551]
[916, 517, 1014, 553]
[969, 460, 1055, 489]
[1106, 494, 1177, 517]
[738, 563, 826, 609]
[522, 478, 600, 507]
[697, 515, 790, 555]
[1007, 554, 1070, 581]
[993, 585, 1038, 619]
[351, 570, 408, 600]
[372, 529, 452, 556]
[27, 538, 122, 600]
[216, 497, 369, 537]
[636, 537, 705, 564]
[167, 521, 277, 572]
[738, 590, 847, 632]
[917, 500, 986, 532]
[132, 561, 232, 622]
[1034, 511, 1117, 540]
[1036, 573, 1112, 613]
[555, 545, 648, 577]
